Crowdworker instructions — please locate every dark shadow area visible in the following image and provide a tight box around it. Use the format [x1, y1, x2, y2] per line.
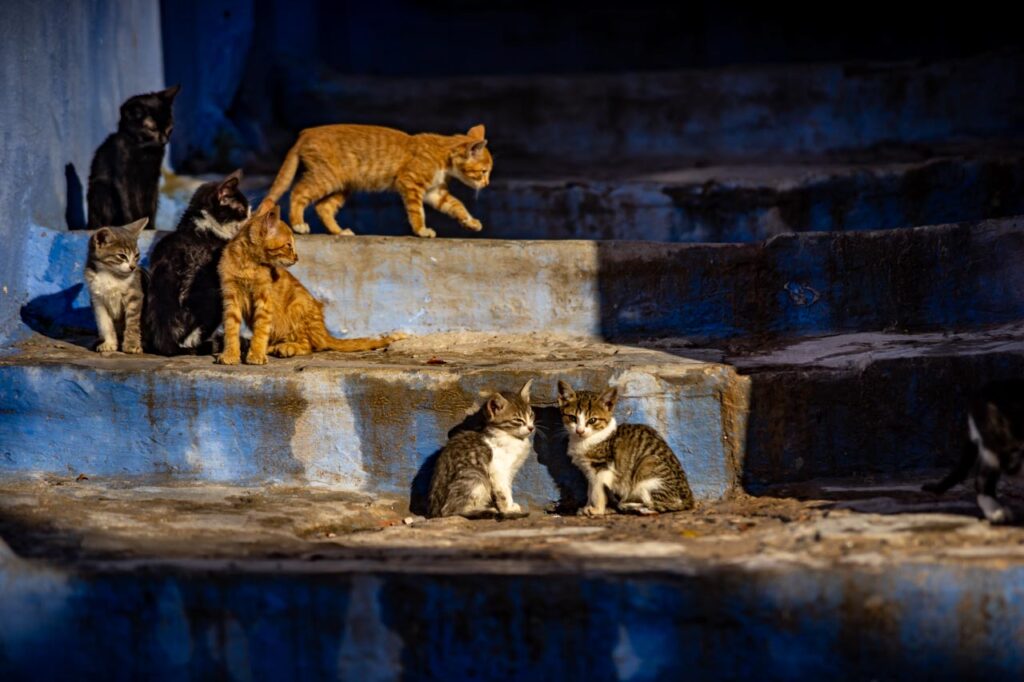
[64, 163, 86, 230]
[20, 284, 95, 344]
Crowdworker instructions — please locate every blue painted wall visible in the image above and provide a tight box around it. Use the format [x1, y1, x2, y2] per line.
[0, 0, 165, 342]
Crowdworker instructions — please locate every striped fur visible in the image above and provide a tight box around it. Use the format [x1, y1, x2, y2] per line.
[557, 380, 694, 516]
[215, 207, 404, 365]
[428, 381, 535, 518]
[258, 124, 492, 238]
[84, 218, 148, 353]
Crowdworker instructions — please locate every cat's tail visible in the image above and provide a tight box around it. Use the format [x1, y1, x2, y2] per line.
[313, 330, 408, 353]
[258, 138, 303, 212]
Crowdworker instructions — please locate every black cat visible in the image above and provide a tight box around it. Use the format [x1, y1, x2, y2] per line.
[143, 171, 249, 356]
[923, 380, 1024, 524]
[86, 85, 180, 230]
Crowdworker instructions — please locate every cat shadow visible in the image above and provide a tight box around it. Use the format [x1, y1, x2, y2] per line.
[407, 405, 588, 516]
[65, 163, 87, 230]
[20, 284, 96, 345]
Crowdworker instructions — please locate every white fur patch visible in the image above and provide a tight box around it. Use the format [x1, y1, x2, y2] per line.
[85, 269, 133, 317]
[568, 418, 618, 459]
[978, 494, 1011, 522]
[194, 210, 245, 241]
[970, 414, 1002, 469]
[179, 327, 203, 349]
[484, 428, 532, 485]
[633, 477, 663, 505]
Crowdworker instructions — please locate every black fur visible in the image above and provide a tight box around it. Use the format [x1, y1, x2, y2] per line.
[143, 172, 249, 356]
[86, 85, 180, 230]
[923, 380, 1024, 523]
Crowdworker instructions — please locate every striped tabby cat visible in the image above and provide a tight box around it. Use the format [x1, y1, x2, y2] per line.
[258, 123, 492, 238]
[428, 380, 535, 519]
[85, 218, 148, 353]
[557, 380, 694, 516]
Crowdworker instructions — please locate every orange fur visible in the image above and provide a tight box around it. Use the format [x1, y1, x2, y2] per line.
[216, 207, 405, 365]
[258, 124, 492, 238]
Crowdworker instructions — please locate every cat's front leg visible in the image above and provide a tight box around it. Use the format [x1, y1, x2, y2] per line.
[121, 286, 144, 354]
[216, 292, 242, 365]
[245, 295, 272, 365]
[579, 479, 608, 517]
[489, 471, 522, 515]
[397, 182, 436, 238]
[424, 188, 482, 232]
[93, 303, 119, 352]
[977, 465, 1014, 524]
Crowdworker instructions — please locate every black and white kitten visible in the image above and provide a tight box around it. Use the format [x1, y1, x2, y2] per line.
[86, 85, 180, 230]
[923, 380, 1024, 524]
[428, 380, 535, 519]
[85, 218, 148, 353]
[143, 171, 250, 356]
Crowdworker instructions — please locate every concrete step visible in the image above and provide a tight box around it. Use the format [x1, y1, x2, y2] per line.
[0, 333, 747, 504]
[279, 50, 1024, 163]
[243, 152, 1024, 242]
[20, 217, 1024, 342]
[1, 475, 1023, 679]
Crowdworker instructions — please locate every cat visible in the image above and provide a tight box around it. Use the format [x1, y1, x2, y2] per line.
[923, 380, 1024, 524]
[428, 380, 535, 518]
[216, 206, 405, 365]
[86, 85, 180, 230]
[257, 123, 492, 238]
[84, 218, 149, 353]
[144, 171, 250, 355]
[557, 380, 694, 516]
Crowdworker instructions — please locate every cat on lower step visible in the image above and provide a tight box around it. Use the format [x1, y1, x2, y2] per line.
[428, 380, 535, 519]
[923, 380, 1024, 524]
[557, 380, 694, 516]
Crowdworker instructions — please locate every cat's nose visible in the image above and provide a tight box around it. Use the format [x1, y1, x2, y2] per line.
[129, 263, 137, 271]
[575, 428, 585, 436]
[527, 425, 534, 433]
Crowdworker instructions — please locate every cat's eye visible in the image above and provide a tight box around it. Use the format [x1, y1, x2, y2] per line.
[118, 254, 129, 261]
[587, 418, 597, 425]
[566, 415, 577, 423]
[511, 419, 525, 426]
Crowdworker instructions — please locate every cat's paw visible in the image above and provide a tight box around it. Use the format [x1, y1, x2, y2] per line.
[578, 505, 606, 517]
[414, 227, 437, 238]
[215, 353, 240, 365]
[96, 340, 118, 353]
[122, 341, 143, 354]
[336, 228, 355, 237]
[461, 217, 483, 232]
[503, 502, 523, 514]
[291, 222, 311, 235]
[245, 351, 268, 365]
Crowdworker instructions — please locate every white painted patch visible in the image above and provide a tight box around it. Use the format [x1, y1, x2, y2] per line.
[337, 576, 403, 681]
[613, 625, 642, 681]
[194, 210, 244, 241]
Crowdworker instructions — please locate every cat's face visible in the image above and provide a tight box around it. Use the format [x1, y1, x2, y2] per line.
[449, 124, 492, 190]
[189, 170, 251, 239]
[557, 380, 618, 439]
[249, 207, 298, 268]
[484, 379, 535, 440]
[118, 85, 180, 146]
[89, 218, 148, 276]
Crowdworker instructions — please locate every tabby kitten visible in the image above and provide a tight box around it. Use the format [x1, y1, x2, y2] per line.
[144, 171, 250, 355]
[87, 85, 180, 230]
[216, 207, 405, 365]
[258, 123, 492, 238]
[428, 380, 535, 518]
[85, 218, 148, 353]
[923, 380, 1024, 524]
[557, 380, 694, 516]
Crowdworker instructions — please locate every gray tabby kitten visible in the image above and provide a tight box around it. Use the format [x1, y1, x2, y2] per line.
[558, 380, 694, 516]
[84, 218, 148, 353]
[428, 380, 535, 518]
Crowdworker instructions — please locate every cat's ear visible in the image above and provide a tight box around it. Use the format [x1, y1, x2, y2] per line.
[124, 217, 148, 237]
[217, 170, 242, 202]
[519, 379, 533, 403]
[92, 228, 112, 246]
[467, 124, 486, 140]
[250, 211, 274, 243]
[599, 386, 619, 411]
[486, 393, 509, 417]
[469, 140, 488, 157]
[160, 84, 182, 101]
[556, 380, 575, 406]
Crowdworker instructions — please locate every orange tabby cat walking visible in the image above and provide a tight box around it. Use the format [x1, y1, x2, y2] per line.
[258, 123, 492, 238]
[216, 207, 404, 365]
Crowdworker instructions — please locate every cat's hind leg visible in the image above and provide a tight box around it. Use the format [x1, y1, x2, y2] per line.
[268, 341, 312, 358]
[314, 191, 354, 236]
[976, 459, 1015, 524]
[288, 177, 324, 234]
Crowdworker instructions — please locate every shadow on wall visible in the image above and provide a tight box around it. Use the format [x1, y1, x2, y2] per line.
[20, 284, 95, 344]
[65, 163, 86, 231]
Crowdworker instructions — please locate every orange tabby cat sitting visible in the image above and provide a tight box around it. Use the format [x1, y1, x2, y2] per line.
[216, 207, 405, 365]
[258, 123, 492, 238]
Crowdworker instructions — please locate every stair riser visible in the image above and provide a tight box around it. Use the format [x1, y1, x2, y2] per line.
[21, 218, 1024, 342]
[0, 366, 744, 502]
[2, 564, 1021, 680]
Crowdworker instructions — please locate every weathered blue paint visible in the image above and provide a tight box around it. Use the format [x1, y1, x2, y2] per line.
[18, 218, 1024, 344]
[252, 156, 1024, 243]
[0, 0, 165, 343]
[0, 360, 741, 502]
[2, 559, 1023, 680]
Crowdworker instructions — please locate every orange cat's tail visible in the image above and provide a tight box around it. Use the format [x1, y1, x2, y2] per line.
[259, 137, 303, 211]
[312, 330, 408, 353]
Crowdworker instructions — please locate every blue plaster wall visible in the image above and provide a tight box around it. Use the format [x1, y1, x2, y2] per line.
[0, 0, 165, 342]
